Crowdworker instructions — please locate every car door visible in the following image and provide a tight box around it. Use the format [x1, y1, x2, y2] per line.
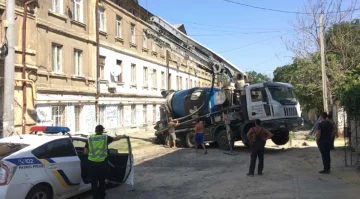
[247, 87, 272, 120]
[32, 138, 81, 196]
[106, 137, 134, 186]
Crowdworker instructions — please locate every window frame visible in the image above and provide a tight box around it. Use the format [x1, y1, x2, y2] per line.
[51, 106, 65, 126]
[74, 49, 82, 76]
[152, 69, 157, 88]
[52, 43, 62, 73]
[143, 67, 148, 86]
[98, 7, 105, 32]
[74, 105, 82, 132]
[53, 0, 63, 14]
[143, 104, 147, 124]
[72, 0, 83, 22]
[131, 104, 136, 125]
[116, 15, 122, 38]
[116, 60, 123, 82]
[143, 31, 148, 49]
[131, 24, 136, 44]
[131, 64, 136, 85]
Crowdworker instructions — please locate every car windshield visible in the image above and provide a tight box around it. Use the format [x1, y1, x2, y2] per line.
[267, 86, 297, 105]
[0, 143, 29, 160]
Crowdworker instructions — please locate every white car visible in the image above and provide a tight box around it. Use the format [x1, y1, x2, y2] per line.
[0, 126, 134, 199]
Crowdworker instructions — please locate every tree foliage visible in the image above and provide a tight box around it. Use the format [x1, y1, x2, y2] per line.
[275, 17, 360, 116]
[246, 71, 271, 84]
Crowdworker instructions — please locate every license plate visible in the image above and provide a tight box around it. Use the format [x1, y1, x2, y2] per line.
[293, 123, 298, 127]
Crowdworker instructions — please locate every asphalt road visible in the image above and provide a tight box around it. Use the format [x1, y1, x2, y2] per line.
[74, 134, 360, 199]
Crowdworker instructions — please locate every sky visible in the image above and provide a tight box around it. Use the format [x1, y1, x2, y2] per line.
[138, 0, 310, 78]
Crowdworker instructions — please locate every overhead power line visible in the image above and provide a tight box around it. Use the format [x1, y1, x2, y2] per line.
[219, 32, 292, 54]
[223, 0, 360, 14]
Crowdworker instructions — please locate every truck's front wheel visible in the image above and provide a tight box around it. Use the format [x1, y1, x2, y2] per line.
[217, 130, 234, 150]
[186, 132, 195, 148]
[272, 131, 290, 145]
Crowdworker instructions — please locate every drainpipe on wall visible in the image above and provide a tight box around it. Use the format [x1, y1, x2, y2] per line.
[166, 50, 170, 90]
[21, 0, 35, 134]
[95, 0, 100, 123]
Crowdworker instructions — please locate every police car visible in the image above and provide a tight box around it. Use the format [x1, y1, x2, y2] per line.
[0, 126, 134, 199]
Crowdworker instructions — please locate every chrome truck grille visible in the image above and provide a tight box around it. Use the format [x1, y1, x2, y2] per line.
[284, 106, 297, 116]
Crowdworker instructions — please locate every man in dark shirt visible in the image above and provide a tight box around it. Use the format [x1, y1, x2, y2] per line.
[316, 112, 334, 174]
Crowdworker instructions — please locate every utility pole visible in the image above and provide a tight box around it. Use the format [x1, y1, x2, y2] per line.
[2, 0, 15, 137]
[95, 0, 100, 123]
[319, 13, 328, 113]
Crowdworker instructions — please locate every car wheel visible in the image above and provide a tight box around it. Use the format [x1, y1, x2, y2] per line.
[186, 132, 195, 148]
[25, 184, 52, 199]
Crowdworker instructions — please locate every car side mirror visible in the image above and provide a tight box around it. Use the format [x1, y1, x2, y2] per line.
[108, 148, 118, 154]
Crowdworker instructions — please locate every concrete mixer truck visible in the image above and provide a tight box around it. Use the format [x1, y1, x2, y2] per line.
[145, 16, 303, 150]
[154, 76, 303, 150]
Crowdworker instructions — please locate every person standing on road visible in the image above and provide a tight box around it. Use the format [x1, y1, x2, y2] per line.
[194, 120, 208, 154]
[84, 125, 127, 199]
[246, 119, 273, 176]
[168, 117, 179, 148]
[316, 112, 334, 174]
[327, 112, 338, 150]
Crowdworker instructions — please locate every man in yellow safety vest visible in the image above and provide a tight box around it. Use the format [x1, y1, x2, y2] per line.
[84, 125, 126, 199]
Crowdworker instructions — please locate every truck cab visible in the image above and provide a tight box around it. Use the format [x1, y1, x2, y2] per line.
[244, 82, 303, 145]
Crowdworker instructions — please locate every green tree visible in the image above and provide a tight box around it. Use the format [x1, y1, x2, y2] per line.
[246, 71, 271, 84]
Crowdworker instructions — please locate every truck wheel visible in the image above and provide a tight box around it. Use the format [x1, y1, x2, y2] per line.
[217, 130, 234, 150]
[272, 131, 290, 145]
[25, 184, 53, 199]
[177, 136, 186, 148]
[186, 132, 195, 148]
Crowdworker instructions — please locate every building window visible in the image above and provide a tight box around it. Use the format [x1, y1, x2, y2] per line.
[131, 64, 136, 85]
[98, 7, 105, 31]
[161, 72, 165, 88]
[143, 105, 147, 124]
[179, 76, 183, 90]
[168, 73, 172, 89]
[53, 0, 63, 14]
[131, 24, 136, 44]
[74, 49, 82, 76]
[143, 31, 147, 49]
[194, 81, 197, 87]
[152, 69, 157, 88]
[74, 105, 82, 132]
[153, 104, 156, 122]
[116, 60, 123, 82]
[143, 67, 148, 86]
[99, 106, 105, 124]
[72, 0, 83, 22]
[186, 78, 188, 89]
[116, 15, 122, 38]
[176, 76, 179, 90]
[190, 80, 192, 88]
[131, 105, 136, 125]
[118, 105, 123, 126]
[152, 41, 156, 52]
[52, 43, 62, 73]
[99, 56, 105, 79]
[52, 106, 65, 126]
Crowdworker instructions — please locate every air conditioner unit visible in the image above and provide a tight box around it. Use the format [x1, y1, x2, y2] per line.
[108, 82, 117, 89]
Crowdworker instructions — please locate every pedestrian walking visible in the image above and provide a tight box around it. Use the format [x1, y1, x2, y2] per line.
[316, 112, 334, 174]
[194, 120, 208, 154]
[327, 112, 338, 150]
[168, 117, 179, 148]
[246, 119, 273, 176]
[84, 125, 126, 199]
